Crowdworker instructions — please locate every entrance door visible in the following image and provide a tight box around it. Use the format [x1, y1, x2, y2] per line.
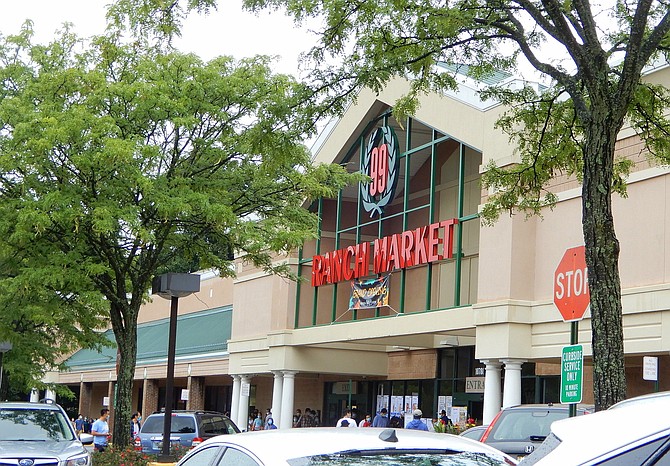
[325, 394, 369, 427]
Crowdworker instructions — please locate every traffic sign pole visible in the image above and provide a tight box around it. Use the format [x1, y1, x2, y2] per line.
[569, 322, 578, 417]
[554, 246, 589, 417]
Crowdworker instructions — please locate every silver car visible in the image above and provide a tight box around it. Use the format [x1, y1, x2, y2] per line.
[176, 427, 518, 465]
[0, 400, 93, 466]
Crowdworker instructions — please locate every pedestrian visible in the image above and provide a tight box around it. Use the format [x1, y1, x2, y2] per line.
[252, 412, 263, 431]
[405, 409, 429, 431]
[74, 414, 84, 437]
[91, 408, 111, 452]
[359, 413, 372, 427]
[263, 409, 273, 430]
[300, 407, 317, 427]
[130, 412, 141, 440]
[372, 408, 390, 428]
[266, 417, 278, 429]
[389, 415, 403, 428]
[293, 409, 303, 428]
[336, 409, 357, 427]
[83, 417, 91, 434]
[439, 409, 453, 427]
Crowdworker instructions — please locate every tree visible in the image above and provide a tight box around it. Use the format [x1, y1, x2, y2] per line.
[0, 22, 356, 445]
[109, 0, 670, 411]
[235, 0, 670, 411]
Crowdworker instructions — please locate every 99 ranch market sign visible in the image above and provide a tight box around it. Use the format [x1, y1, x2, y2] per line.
[312, 219, 458, 287]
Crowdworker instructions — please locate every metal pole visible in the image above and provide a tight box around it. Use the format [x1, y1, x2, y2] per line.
[569, 321, 578, 418]
[161, 296, 179, 458]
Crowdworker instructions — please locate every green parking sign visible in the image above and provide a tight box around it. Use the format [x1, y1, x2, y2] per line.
[560, 344, 583, 404]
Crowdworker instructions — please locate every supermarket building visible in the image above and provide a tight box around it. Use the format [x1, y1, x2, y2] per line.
[53, 64, 670, 430]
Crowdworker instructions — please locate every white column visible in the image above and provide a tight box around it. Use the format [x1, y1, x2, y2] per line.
[30, 389, 39, 403]
[230, 375, 241, 428]
[279, 371, 296, 429]
[482, 360, 502, 425]
[45, 389, 56, 403]
[238, 375, 251, 432]
[502, 359, 525, 409]
[271, 371, 284, 427]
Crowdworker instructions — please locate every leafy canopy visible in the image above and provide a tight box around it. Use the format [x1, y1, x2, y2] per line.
[0, 19, 356, 393]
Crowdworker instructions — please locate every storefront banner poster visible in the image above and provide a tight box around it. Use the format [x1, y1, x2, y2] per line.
[391, 395, 403, 417]
[349, 275, 390, 310]
[438, 396, 447, 414]
[376, 395, 389, 413]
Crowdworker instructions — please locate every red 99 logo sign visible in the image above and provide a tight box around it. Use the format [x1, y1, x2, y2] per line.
[360, 126, 399, 217]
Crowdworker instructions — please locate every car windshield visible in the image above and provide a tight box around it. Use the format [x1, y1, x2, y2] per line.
[289, 452, 511, 466]
[490, 411, 565, 441]
[142, 415, 196, 434]
[0, 408, 75, 441]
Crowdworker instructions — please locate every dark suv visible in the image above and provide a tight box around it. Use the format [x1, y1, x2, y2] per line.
[481, 403, 593, 460]
[134, 410, 239, 454]
[0, 400, 93, 465]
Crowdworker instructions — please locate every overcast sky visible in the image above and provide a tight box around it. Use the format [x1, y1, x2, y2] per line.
[0, 0, 316, 75]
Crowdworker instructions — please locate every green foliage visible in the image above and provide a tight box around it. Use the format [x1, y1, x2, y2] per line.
[0, 15, 358, 442]
[91, 445, 153, 466]
[91, 443, 190, 465]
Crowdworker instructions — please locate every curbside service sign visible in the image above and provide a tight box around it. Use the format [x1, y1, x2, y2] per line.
[560, 344, 584, 404]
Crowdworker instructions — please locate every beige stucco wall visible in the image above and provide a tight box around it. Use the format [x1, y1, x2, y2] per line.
[138, 272, 234, 324]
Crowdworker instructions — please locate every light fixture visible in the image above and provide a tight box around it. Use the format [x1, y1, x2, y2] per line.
[439, 336, 459, 347]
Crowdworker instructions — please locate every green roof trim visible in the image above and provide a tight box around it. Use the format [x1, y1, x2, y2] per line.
[65, 306, 232, 370]
[436, 62, 513, 86]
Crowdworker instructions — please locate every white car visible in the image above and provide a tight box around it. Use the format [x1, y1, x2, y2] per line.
[520, 391, 670, 465]
[176, 427, 518, 465]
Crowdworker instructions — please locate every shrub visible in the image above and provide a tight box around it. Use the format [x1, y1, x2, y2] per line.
[92, 445, 152, 466]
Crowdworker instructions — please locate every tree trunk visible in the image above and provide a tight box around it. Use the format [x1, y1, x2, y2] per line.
[110, 303, 139, 447]
[581, 115, 627, 411]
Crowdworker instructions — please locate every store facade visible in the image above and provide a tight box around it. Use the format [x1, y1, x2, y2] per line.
[54, 66, 670, 431]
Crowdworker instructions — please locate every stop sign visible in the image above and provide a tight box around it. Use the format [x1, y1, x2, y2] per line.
[554, 246, 590, 322]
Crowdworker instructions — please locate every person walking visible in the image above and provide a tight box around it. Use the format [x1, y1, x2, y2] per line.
[359, 414, 372, 427]
[263, 409, 273, 430]
[252, 412, 263, 431]
[439, 409, 453, 428]
[405, 409, 429, 431]
[372, 408, 390, 428]
[74, 414, 84, 437]
[293, 409, 303, 428]
[336, 409, 357, 427]
[130, 412, 141, 440]
[91, 409, 111, 452]
[300, 408, 318, 427]
[266, 417, 278, 429]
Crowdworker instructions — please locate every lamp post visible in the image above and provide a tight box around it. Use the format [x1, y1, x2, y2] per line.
[151, 273, 200, 461]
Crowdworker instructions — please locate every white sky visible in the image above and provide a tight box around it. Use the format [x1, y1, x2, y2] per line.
[0, 0, 316, 75]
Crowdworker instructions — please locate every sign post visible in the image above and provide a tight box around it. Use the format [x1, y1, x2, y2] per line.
[643, 356, 659, 392]
[554, 246, 590, 417]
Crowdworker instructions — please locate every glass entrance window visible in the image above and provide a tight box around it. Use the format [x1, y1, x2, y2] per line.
[296, 110, 483, 327]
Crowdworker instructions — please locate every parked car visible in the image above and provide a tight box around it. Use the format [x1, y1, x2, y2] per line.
[134, 410, 239, 454]
[460, 425, 489, 442]
[520, 391, 670, 465]
[481, 404, 594, 460]
[0, 399, 93, 465]
[175, 427, 518, 465]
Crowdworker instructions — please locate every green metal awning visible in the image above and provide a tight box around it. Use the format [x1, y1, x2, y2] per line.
[65, 306, 232, 370]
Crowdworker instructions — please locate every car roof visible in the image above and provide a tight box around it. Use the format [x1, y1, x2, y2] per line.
[609, 390, 670, 410]
[0, 401, 62, 410]
[529, 393, 670, 465]
[188, 427, 516, 464]
[502, 403, 592, 411]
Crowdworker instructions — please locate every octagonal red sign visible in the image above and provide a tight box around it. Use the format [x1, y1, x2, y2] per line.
[554, 246, 590, 322]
